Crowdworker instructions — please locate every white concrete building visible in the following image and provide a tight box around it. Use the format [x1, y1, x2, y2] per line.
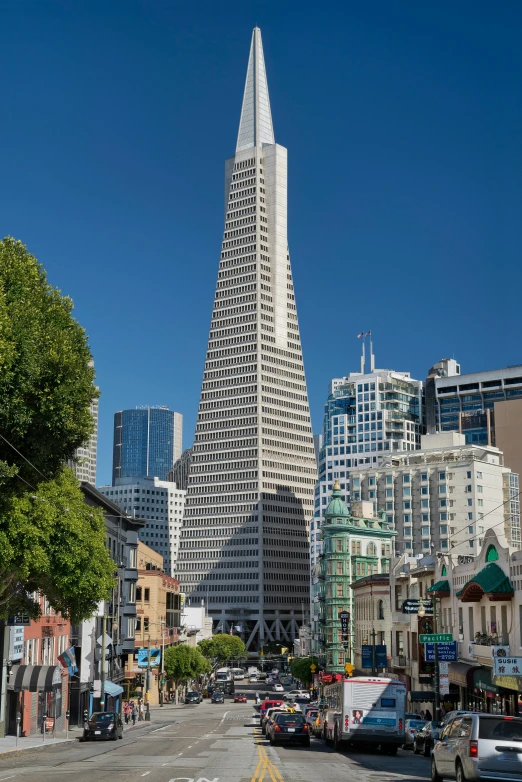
[354, 432, 519, 556]
[98, 476, 186, 577]
[177, 28, 316, 650]
[70, 361, 98, 484]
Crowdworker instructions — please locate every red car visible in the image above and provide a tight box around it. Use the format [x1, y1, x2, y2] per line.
[234, 694, 247, 703]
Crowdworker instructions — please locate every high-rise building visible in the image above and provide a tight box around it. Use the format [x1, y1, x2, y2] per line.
[354, 432, 520, 553]
[167, 447, 193, 491]
[98, 476, 186, 577]
[112, 406, 182, 483]
[69, 361, 98, 484]
[426, 359, 522, 486]
[176, 28, 316, 649]
[310, 352, 424, 570]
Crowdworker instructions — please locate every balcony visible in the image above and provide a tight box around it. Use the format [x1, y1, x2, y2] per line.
[392, 655, 408, 668]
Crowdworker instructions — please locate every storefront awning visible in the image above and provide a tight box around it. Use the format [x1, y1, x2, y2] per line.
[7, 665, 62, 692]
[409, 690, 435, 702]
[427, 580, 450, 595]
[104, 680, 124, 697]
[449, 662, 479, 687]
[456, 563, 513, 602]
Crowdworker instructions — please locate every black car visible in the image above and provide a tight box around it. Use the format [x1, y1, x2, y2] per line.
[83, 711, 123, 741]
[185, 691, 202, 704]
[413, 720, 442, 757]
[212, 692, 225, 703]
[269, 712, 310, 747]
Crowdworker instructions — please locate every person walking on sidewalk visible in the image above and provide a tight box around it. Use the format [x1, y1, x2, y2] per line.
[131, 705, 138, 725]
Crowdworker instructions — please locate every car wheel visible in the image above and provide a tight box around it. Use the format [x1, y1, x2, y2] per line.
[303, 739, 311, 748]
[385, 746, 398, 756]
[414, 742, 421, 754]
[112, 732, 118, 741]
[455, 762, 466, 782]
[333, 728, 341, 751]
[431, 757, 443, 782]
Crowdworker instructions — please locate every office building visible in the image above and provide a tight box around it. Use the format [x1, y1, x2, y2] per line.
[69, 361, 98, 484]
[354, 431, 520, 554]
[310, 352, 423, 570]
[426, 359, 522, 480]
[98, 476, 186, 577]
[112, 406, 182, 483]
[177, 28, 316, 650]
[314, 482, 395, 671]
[167, 447, 192, 491]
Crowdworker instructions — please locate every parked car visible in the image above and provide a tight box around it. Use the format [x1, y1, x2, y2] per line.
[234, 694, 247, 703]
[262, 706, 290, 735]
[305, 709, 319, 728]
[268, 711, 310, 747]
[432, 712, 522, 782]
[403, 719, 427, 749]
[83, 712, 123, 741]
[185, 691, 202, 704]
[441, 710, 474, 726]
[211, 692, 225, 704]
[414, 721, 442, 756]
[273, 683, 284, 693]
[284, 690, 309, 702]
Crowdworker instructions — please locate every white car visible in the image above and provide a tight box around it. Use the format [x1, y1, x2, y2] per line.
[284, 690, 308, 701]
[249, 676, 258, 682]
[273, 683, 284, 693]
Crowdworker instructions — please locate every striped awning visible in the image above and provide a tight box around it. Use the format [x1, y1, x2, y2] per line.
[7, 665, 62, 692]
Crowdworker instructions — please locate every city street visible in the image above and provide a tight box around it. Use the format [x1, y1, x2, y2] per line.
[0, 686, 431, 782]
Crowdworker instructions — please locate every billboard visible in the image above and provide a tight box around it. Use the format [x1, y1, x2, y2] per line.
[137, 648, 161, 668]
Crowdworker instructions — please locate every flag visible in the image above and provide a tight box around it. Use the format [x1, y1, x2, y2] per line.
[58, 646, 78, 675]
[365, 331, 371, 337]
[357, 333, 364, 338]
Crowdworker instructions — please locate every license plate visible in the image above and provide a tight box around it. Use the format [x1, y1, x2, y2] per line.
[95, 730, 101, 735]
[287, 728, 295, 732]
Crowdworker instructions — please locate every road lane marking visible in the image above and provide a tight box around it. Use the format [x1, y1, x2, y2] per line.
[141, 773, 151, 777]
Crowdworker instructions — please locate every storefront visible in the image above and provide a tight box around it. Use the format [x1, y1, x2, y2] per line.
[492, 674, 522, 717]
[468, 668, 504, 714]
[449, 662, 479, 710]
[6, 665, 64, 736]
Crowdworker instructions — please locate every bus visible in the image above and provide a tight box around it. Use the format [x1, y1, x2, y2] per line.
[214, 668, 235, 695]
[231, 668, 245, 681]
[322, 677, 406, 754]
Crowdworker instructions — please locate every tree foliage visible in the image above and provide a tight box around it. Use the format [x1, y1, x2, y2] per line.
[289, 656, 322, 685]
[164, 645, 210, 685]
[0, 237, 114, 620]
[198, 634, 246, 665]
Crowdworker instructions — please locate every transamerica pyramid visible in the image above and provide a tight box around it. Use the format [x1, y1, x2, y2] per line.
[176, 28, 317, 651]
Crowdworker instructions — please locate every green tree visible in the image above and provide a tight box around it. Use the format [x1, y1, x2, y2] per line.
[0, 237, 114, 620]
[164, 645, 210, 703]
[289, 656, 322, 686]
[198, 634, 246, 666]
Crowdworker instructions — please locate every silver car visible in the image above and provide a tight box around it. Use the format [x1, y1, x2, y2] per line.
[432, 712, 522, 782]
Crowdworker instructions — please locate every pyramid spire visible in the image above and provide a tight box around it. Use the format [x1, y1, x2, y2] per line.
[236, 27, 275, 152]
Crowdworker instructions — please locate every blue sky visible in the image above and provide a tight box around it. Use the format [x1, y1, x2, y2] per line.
[2, 1, 521, 485]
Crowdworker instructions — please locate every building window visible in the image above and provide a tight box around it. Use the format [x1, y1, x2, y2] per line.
[129, 582, 136, 603]
[336, 561, 343, 575]
[378, 600, 384, 620]
[136, 587, 142, 601]
[144, 588, 150, 602]
[144, 617, 150, 632]
[129, 547, 137, 568]
[337, 584, 343, 598]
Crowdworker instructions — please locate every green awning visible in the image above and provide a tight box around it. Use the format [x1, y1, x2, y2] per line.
[427, 580, 450, 594]
[456, 563, 513, 601]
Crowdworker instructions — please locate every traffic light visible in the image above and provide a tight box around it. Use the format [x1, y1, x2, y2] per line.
[135, 673, 143, 686]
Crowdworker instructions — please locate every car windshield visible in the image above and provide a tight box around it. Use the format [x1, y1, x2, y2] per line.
[187, 692, 198, 697]
[90, 713, 115, 722]
[479, 718, 522, 741]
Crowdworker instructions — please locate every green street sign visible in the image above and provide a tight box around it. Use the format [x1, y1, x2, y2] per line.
[420, 633, 453, 644]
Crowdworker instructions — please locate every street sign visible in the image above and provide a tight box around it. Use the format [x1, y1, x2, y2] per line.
[97, 634, 112, 648]
[493, 657, 522, 676]
[402, 600, 433, 615]
[345, 663, 354, 676]
[425, 642, 457, 661]
[93, 679, 101, 697]
[361, 644, 387, 669]
[439, 662, 449, 674]
[338, 611, 350, 644]
[7, 615, 30, 626]
[439, 675, 450, 695]
[310, 664, 317, 673]
[137, 648, 161, 668]
[420, 633, 453, 644]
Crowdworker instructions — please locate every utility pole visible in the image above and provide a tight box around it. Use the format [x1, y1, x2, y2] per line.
[433, 599, 440, 719]
[100, 614, 107, 712]
[371, 628, 377, 676]
[160, 621, 165, 708]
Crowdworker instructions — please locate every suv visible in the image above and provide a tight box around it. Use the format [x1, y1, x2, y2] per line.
[432, 713, 522, 782]
[185, 691, 202, 704]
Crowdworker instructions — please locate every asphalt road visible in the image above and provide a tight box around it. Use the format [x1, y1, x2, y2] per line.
[0, 683, 431, 782]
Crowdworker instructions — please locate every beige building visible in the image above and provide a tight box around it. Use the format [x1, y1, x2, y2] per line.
[351, 573, 393, 674]
[495, 397, 522, 488]
[124, 542, 181, 704]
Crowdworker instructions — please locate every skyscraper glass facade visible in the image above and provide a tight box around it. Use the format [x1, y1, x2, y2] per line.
[113, 407, 182, 483]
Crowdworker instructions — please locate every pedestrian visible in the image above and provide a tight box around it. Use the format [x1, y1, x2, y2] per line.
[255, 691, 260, 704]
[425, 709, 432, 721]
[132, 705, 138, 725]
[420, 710, 425, 719]
[124, 702, 130, 724]
[139, 699, 145, 721]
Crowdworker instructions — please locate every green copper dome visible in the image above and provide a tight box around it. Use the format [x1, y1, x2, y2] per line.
[325, 481, 350, 520]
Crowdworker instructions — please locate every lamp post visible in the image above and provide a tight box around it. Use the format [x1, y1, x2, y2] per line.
[418, 598, 440, 719]
[160, 620, 166, 707]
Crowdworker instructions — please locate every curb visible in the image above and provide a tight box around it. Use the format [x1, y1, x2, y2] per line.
[0, 738, 76, 759]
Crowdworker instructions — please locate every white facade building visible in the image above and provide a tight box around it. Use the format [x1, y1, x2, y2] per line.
[98, 476, 186, 577]
[70, 361, 98, 484]
[177, 28, 316, 650]
[354, 432, 519, 556]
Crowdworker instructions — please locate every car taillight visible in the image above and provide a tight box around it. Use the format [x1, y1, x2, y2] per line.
[345, 715, 349, 728]
[469, 740, 478, 758]
[274, 725, 281, 732]
[399, 719, 403, 731]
